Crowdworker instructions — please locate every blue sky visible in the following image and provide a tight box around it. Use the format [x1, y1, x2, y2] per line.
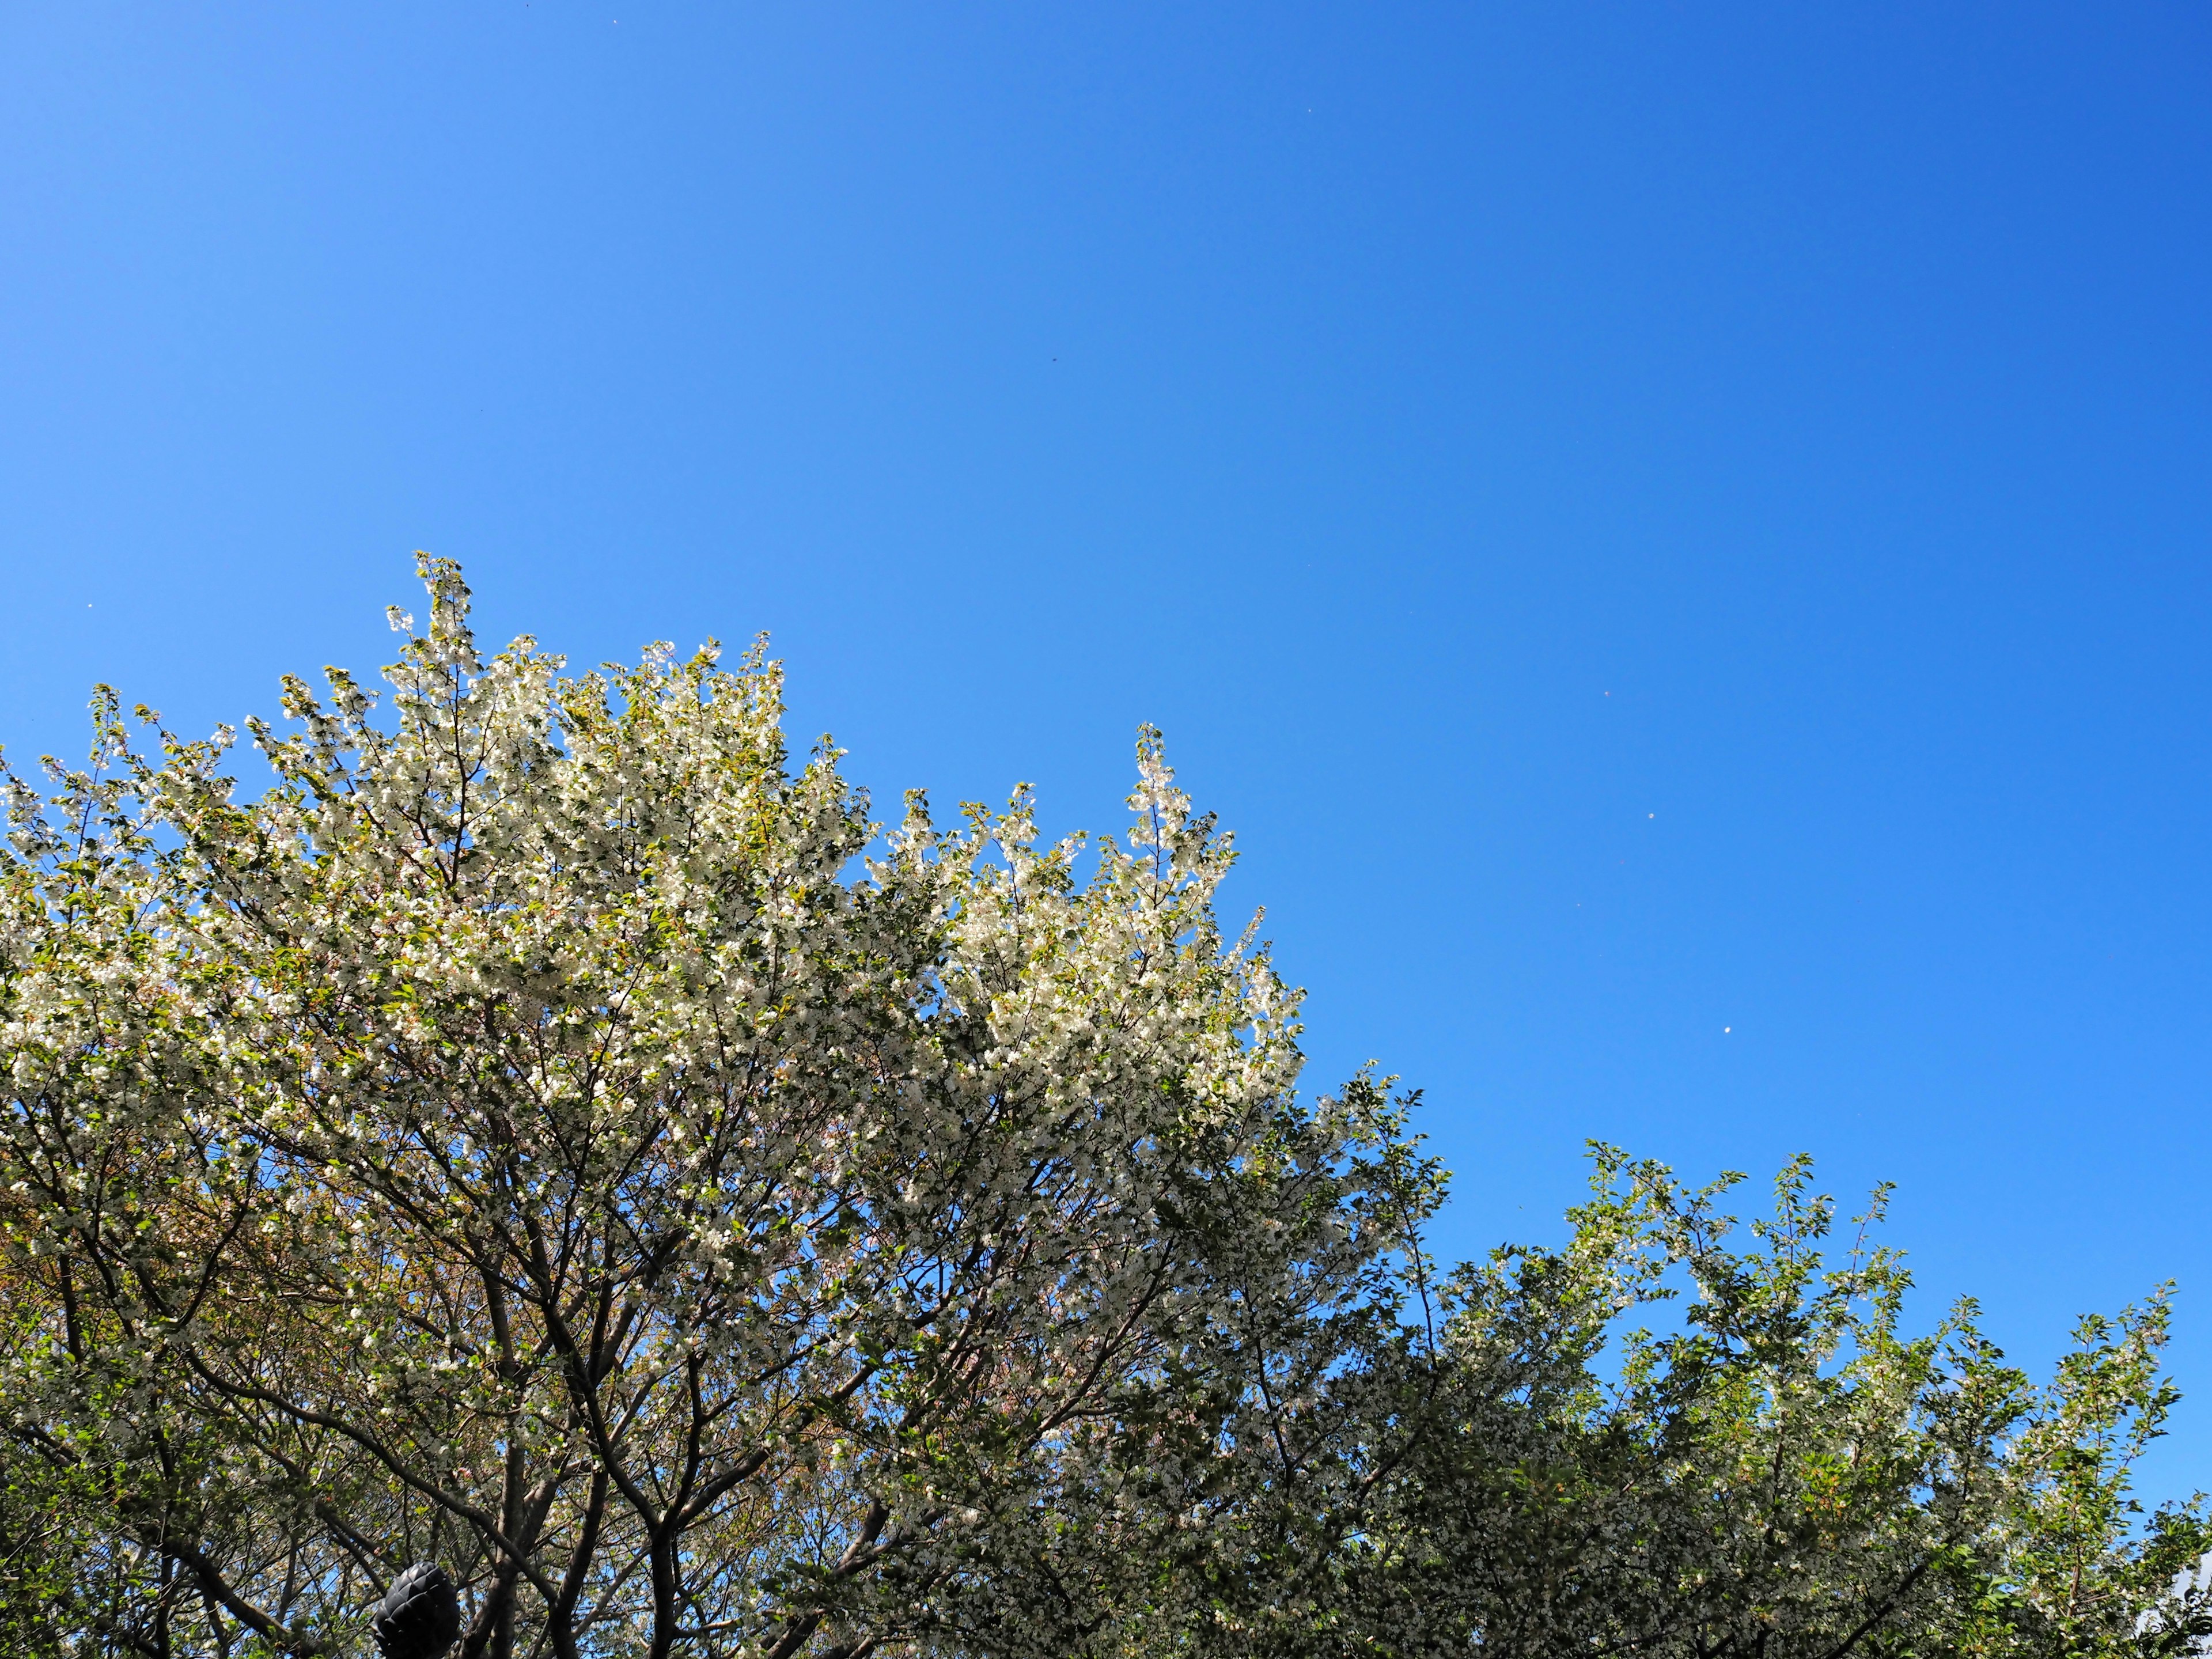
[6, 4, 2212, 1487]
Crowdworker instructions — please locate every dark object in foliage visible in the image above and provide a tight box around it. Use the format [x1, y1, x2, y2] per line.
[373, 1562, 463, 1659]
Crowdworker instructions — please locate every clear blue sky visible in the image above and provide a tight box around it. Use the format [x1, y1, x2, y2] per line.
[6, 5, 2212, 1488]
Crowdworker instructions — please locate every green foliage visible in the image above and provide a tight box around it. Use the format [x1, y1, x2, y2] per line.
[1194, 1152, 2212, 1659]
[0, 563, 2202, 1659]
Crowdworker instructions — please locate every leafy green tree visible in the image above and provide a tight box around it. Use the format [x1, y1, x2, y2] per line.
[1184, 1152, 2212, 1659]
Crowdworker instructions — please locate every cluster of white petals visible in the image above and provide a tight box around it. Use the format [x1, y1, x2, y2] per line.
[0, 560, 1440, 1659]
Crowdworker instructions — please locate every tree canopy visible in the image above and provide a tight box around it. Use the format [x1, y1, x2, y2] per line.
[1, 561, 2205, 1659]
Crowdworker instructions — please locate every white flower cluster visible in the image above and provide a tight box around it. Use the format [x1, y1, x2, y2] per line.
[0, 559, 1440, 1659]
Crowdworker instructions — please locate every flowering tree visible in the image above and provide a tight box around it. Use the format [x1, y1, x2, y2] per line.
[3, 560, 2206, 1659]
[0, 560, 1438, 1658]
